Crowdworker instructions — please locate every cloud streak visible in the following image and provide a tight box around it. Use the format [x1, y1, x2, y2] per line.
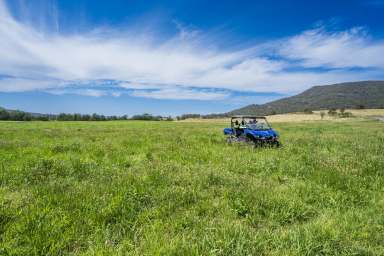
[279, 27, 384, 69]
[0, 0, 383, 100]
[130, 88, 229, 100]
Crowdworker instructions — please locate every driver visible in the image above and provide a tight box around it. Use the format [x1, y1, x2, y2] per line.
[234, 120, 242, 136]
[240, 120, 247, 129]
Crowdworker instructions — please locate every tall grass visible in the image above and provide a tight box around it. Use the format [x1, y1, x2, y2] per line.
[1, 120, 383, 255]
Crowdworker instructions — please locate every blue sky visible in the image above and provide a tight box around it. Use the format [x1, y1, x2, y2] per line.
[1, 0, 384, 115]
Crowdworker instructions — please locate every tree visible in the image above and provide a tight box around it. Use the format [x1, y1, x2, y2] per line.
[178, 114, 201, 120]
[358, 105, 365, 109]
[304, 108, 313, 114]
[22, 113, 32, 121]
[339, 111, 353, 118]
[0, 109, 10, 120]
[91, 113, 100, 121]
[81, 114, 91, 121]
[73, 113, 82, 121]
[328, 108, 337, 116]
[10, 111, 26, 121]
[37, 115, 49, 121]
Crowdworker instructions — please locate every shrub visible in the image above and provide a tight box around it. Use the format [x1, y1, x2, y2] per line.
[304, 108, 314, 114]
[339, 112, 353, 118]
[328, 109, 337, 116]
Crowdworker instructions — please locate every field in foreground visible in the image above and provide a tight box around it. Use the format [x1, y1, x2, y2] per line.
[1, 119, 384, 255]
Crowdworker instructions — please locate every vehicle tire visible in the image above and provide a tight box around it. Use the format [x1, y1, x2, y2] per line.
[226, 136, 236, 144]
[243, 135, 254, 146]
[273, 141, 281, 147]
[253, 139, 263, 147]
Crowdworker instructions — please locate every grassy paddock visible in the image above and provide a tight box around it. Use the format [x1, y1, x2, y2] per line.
[1, 119, 384, 255]
[180, 109, 384, 123]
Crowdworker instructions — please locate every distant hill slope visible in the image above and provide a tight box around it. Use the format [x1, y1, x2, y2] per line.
[229, 81, 384, 116]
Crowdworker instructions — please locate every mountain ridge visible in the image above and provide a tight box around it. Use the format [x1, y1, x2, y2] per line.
[228, 81, 384, 116]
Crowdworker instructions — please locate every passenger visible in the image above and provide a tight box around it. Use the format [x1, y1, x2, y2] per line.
[240, 120, 247, 129]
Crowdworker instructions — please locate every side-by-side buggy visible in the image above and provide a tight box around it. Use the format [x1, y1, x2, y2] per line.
[224, 116, 280, 147]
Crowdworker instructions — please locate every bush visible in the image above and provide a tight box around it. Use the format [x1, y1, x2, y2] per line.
[328, 109, 337, 116]
[130, 113, 162, 121]
[177, 114, 201, 120]
[0, 109, 10, 120]
[304, 108, 314, 114]
[339, 112, 353, 118]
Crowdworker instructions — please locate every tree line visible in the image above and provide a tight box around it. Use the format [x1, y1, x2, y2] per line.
[0, 108, 173, 121]
[176, 113, 228, 120]
[0, 107, 357, 122]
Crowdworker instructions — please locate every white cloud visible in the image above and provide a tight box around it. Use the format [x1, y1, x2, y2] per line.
[0, 77, 61, 92]
[130, 88, 229, 100]
[0, 1, 383, 99]
[46, 88, 107, 97]
[279, 27, 384, 69]
[76, 89, 107, 97]
[111, 91, 122, 97]
[119, 81, 164, 90]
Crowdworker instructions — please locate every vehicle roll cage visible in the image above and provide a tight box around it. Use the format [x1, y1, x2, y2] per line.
[230, 116, 271, 129]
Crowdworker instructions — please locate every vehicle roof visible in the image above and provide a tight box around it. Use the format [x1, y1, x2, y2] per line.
[231, 115, 266, 119]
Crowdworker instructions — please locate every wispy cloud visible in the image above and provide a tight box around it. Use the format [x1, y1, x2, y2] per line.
[130, 88, 229, 100]
[47, 88, 111, 97]
[278, 27, 384, 69]
[0, 77, 62, 92]
[0, 0, 383, 100]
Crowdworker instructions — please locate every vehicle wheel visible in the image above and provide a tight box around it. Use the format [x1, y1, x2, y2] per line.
[226, 136, 236, 144]
[254, 140, 263, 147]
[241, 135, 252, 144]
[273, 141, 281, 147]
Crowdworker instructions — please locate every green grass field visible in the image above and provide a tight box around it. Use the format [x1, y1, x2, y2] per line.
[1, 119, 384, 255]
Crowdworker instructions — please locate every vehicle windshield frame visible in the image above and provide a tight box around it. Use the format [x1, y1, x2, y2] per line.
[230, 116, 272, 130]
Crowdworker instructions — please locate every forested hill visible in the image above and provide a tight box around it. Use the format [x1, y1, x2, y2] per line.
[229, 81, 384, 116]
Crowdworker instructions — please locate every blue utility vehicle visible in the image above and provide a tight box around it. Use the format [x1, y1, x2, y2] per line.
[224, 116, 280, 147]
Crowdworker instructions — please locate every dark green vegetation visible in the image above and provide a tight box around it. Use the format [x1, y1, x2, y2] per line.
[1, 120, 384, 255]
[230, 81, 384, 116]
[0, 108, 49, 121]
[0, 108, 172, 121]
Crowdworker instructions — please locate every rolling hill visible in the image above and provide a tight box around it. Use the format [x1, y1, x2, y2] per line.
[229, 81, 384, 116]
